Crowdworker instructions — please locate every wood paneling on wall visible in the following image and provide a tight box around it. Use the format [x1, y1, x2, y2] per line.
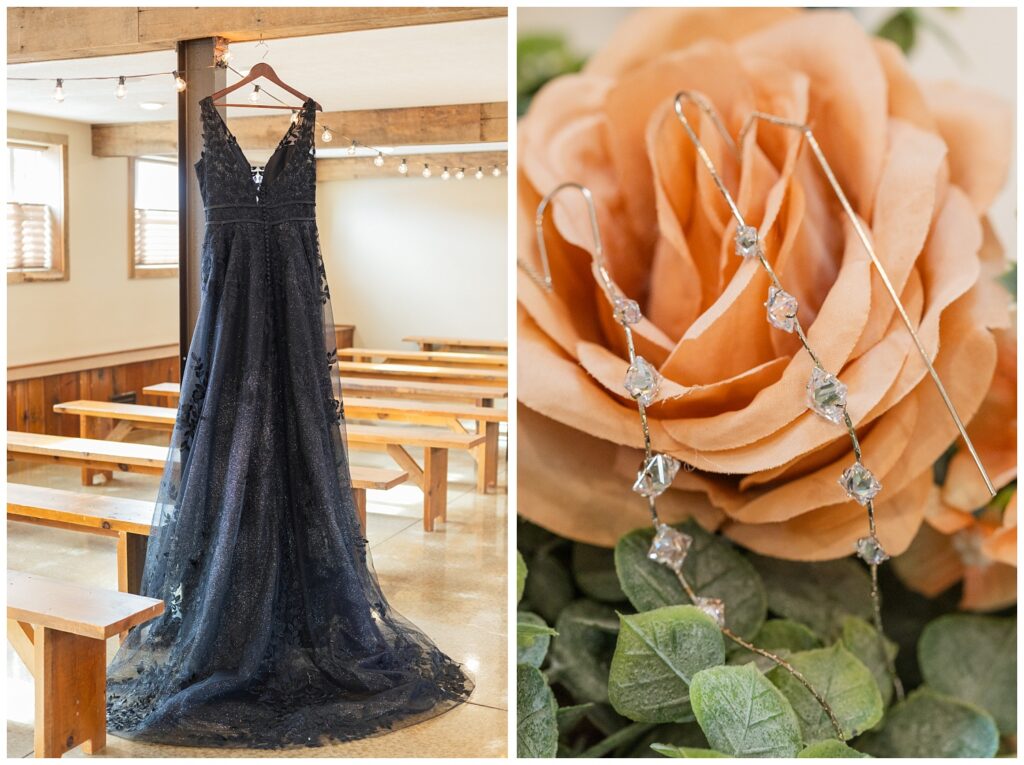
[7, 356, 179, 437]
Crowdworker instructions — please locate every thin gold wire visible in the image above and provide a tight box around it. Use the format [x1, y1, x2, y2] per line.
[531, 181, 845, 740]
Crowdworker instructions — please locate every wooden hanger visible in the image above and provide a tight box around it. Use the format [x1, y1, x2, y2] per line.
[209, 62, 322, 111]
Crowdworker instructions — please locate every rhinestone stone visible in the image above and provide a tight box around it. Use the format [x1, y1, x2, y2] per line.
[840, 463, 882, 505]
[735, 225, 759, 259]
[624, 356, 661, 407]
[694, 596, 726, 627]
[647, 523, 692, 572]
[806, 366, 847, 424]
[765, 286, 799, 333]
[633, 454, 682, 498]
[613, 295, 642, 326]
[856, 536, 890, 565]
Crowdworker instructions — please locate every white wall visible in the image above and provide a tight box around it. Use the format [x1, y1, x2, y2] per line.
[316, 176, 508, 348]
[6, 112, 178, 366]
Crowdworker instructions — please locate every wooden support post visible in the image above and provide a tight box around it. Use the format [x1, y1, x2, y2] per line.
[352, 489, 367, 536]
[33, 627, 107, 758]
[479, 421, 499, 493]
[422, 447, 448, 531]
[178, 38, 225, 371]
[8, 618, 34, 671]
[116, 532, 147, 596]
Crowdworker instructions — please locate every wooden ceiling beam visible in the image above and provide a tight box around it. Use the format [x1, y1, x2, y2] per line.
[8, 7, 507, 64]
[91, 102, 508, 157]
[317, 151, 507, 182]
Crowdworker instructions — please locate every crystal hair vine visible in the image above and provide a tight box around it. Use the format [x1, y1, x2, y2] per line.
[518, 92, 999, 741]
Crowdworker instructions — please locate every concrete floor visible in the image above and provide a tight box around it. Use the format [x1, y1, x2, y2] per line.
[6, 430, 507, 758]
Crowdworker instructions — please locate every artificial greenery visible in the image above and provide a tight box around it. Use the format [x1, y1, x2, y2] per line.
[516, 519, 1016, 758]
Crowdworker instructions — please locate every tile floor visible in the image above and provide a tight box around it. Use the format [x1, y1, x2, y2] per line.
[6, 430, 507, 758]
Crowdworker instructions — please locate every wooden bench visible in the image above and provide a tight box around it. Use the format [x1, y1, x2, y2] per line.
[338, 360, 508, 386]
[403, 335, 508, 353]
[62, 395, 507, 493]
[339, 347, 507, 368]
[49, 403, 485, 530]
[8, 484, 153, 595]
[6, 432, 406, 532]
[145, 378, 509, 406]
[8, 569, 163, 758]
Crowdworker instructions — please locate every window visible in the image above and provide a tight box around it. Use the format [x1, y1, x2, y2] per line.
[7, 129, 68, 283]
[130, 157, 178, 278]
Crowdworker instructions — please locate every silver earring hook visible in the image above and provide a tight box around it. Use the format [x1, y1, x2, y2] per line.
[522, 181, 609, 296]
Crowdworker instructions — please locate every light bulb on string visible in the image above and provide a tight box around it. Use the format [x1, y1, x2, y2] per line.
[474, 167, 484, 180]
[115, 76, 127, 100]
[173, 71, 187, 92]
[249, 84, 261, 103]
[441, 167, 451, 181]
[220, 49, 232, 65]
[398, 159, 409, 175]
[53, 79, 65, 102]
[491, 165, 501, 177]
[455, 168, 465, 180]
[422, 164, 432, 179]
[347, 141, 357, 156]
[321, 126, 334, 143]
[373, 152, 385, 168]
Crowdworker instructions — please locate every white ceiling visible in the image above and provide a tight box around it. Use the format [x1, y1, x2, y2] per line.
[6, 17, 508, 124]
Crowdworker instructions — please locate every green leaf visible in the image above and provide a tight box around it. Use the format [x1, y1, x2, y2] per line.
[517, 611, 556, 668]
[651, 744, 729, 758]
[549, 599, 619, 703]
[517, 663, 558, 758]
[689, 663, 803, 758]
[608, 606, 727, 723]
[524, 548, 575, 624]
[767, 643, 883, 741]
[751, 556, 873, 638]
[798, 740, 869, 758]
[616, 521, 766, 638]
[839, 616, 897, 708]
[998, 261, 1016, 299]
[573, 542, 627, 602]
[555, 702, 593, 735]
[857, 687, 999, 758]
[875, 9, 918, 54]
[516, 549, 527, 604]
[918, 614, 1016, 734]
[756, 619, 822, 652]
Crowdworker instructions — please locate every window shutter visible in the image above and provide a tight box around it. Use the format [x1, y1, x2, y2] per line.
[6, 202, 55, 271]
[134, 208, 178, 267]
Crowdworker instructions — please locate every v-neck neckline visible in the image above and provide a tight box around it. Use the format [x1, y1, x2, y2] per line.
[201, 96, 315, 196]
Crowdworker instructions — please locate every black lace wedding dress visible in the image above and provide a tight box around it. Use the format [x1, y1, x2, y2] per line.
[105, 97, 472, 748]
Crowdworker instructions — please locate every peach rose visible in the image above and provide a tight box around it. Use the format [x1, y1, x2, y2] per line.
[517, 8, 1015, 565]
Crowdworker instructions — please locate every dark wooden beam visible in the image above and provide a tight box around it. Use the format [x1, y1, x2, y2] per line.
[8, 7, 506, 64]
[92, 102, 508, 157]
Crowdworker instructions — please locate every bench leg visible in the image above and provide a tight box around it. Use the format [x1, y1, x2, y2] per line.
[117, 532, 148, 596]
[33, 626, 106, 758]
[475, 421, 499, 493]
[79, 416, 112, 486]
[353, 489, 367, 537]
[422, 447, 448, 532]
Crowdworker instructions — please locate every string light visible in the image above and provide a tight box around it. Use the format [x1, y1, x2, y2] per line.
[173, 71, 187, 92]
[491, 165, 501, 177]
[321, 126, 333, 143]
[441, 167, 450, 181]
[115, 76, 127, 100]
[52, 78, 65, 102]
[455, 168, 465, 180]
[373, 152, 385, 167]
[421, 164, 432, 179]
[398, 159, 409, 175]
[347, 140, 357, 156]
[474, 167, 484, 180]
